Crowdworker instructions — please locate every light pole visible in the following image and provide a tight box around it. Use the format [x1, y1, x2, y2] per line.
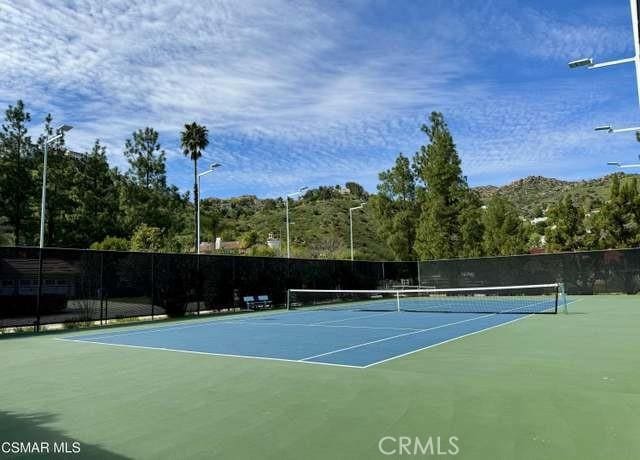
[35, 123, 72, 332]
[349, 202, 366, 261]
[39, 124, 73, 248]
[196, 163, 221, 254]
[568, 0, 640, 107]
[285, 186, 307, 258]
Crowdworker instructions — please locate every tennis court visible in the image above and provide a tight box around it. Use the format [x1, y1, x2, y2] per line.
[3, 294, 639, 460]
[59, 285, 565, 368]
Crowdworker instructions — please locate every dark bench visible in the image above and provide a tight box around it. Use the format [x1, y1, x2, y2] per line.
[243, 295, 273, 311]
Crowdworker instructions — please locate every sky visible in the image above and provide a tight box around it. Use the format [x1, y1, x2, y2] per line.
[1, 0, 640, 198]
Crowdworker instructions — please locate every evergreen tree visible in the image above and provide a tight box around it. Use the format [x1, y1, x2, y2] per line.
[120, 127, 186, 234]
[0, 100, 34, 245]
[482, 195, 528, 256]
[594, 175, 638, 248]
[371, 153, 417, 260]
[124, 127, 167, 189]
[458, 189, 484, 257]
[413, 112, 468, 259]
[345, 181, 367, 199]
[0, 216, 13, 245]
[77, 140, 121, 245]
[545, 195, 585, 251]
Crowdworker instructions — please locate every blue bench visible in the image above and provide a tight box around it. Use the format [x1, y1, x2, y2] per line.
[243, 295, 273, 310]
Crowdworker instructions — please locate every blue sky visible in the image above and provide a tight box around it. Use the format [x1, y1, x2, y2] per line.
[1, 0, 640, 198]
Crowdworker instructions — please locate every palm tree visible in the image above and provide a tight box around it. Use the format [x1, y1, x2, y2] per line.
[180, 122, 209, 252]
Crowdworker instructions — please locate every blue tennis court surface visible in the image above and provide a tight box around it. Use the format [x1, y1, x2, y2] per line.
[59, 305, 547, 368]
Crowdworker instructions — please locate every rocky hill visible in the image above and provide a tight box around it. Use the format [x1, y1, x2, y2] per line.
[474, 173, 640, 217]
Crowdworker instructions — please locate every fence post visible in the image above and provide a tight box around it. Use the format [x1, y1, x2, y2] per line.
[151, 253, 155, 320]
[35, 248, 43, 332]
[99, 252, 104, 325]
[197, 253, 201, 316]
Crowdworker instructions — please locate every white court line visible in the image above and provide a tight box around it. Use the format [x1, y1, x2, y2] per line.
[57, 299, 580, 370]
[61, 307, 315, 341]
[299, 312, 497, 361]
[63, 316, 249, 340]
[55, 337, 365, 369]
[65, 308, 396, 342]
[313, 310, 397, 325]
[236, 320, 420, 332]
[363, 298, 583, 368]
[299, 298, 568, 362]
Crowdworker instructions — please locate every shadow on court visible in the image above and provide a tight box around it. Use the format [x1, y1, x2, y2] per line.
[0, 410, 131, 459]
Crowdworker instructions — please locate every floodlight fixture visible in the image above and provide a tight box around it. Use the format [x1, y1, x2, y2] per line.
[595, 124, 640, 133]
[607, 160, 640, 168]
[569, 0, 640, 107]
[568, 58, 593, 68]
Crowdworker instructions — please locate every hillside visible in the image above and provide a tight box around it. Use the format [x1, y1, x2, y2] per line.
[198, 173, 640, 260]
[474, 173, 640, 217]
[199, 193, 395, 260]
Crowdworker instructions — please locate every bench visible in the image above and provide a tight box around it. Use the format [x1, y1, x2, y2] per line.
[243, 295, 273, 311]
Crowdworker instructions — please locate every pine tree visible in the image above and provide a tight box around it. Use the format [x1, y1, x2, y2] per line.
[413, 112, 468, 259]
[545, 195, 585, 251]
[371, 153, 417, 260]
[482, 195, 528, 256]
[77, 140, 121, 245]
[458, 189, 485, 257]
[124, 127, 167, 189]
[595, 175, 638, 248]
[120, 128, 185, 234]
[0, 100, 34, 245]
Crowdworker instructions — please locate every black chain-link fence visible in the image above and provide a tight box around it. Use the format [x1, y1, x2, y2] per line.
[2, 247, 638, 330]
[418, 248, 640, 295]
[0, 248, 401, 330]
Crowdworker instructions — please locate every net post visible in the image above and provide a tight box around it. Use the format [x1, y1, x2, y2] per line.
[286, 289, 290, 310]
[396, 290, 400, 312]
[558, 283, 568, 314]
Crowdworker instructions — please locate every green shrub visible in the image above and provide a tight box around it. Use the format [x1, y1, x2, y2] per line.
[90, 236, 130, 251]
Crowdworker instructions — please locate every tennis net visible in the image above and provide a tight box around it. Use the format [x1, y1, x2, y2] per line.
[287, 283, 565, 314]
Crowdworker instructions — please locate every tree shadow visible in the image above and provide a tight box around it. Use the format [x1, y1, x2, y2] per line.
[0, 410, 131, 459]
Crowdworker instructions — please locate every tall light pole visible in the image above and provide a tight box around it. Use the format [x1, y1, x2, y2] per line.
[196, 163, 221, 254]
[349, 202, 366, 261]
[285, 186, 307, 258]
[569, 1, 640, 165]
[568, 0, 640, 108]
[39, 124, 73, 248]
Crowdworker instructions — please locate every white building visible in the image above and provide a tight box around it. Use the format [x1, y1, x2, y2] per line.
[266, 233, 281, 251]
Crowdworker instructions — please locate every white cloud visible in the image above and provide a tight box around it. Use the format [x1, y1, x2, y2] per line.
[0, 0, 637, 197]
